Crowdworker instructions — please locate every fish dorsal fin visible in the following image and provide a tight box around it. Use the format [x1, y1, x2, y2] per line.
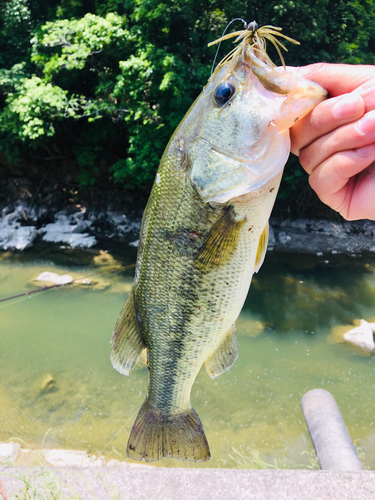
[254, 222, 269, 273]
[195, 207, 244, 271]
[205, 324, 238, 379]
[110, 291, 146, 376]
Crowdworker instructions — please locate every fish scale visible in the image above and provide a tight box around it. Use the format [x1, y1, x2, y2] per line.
[110, 23, 327, 462]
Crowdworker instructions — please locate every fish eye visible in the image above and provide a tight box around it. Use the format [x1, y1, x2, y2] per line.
[213, 82, 236, 106]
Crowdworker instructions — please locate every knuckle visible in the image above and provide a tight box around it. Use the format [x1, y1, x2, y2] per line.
[298, 146, 314, 172]
[308, 172, 319, 192]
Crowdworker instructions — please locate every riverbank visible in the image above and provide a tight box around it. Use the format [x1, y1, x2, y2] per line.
[1, 201, 375, 256]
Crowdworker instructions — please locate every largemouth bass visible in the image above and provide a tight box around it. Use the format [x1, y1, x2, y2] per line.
[110, 23, 327, 462]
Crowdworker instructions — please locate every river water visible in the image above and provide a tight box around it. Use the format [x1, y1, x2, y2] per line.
[1, 245, 375, 469]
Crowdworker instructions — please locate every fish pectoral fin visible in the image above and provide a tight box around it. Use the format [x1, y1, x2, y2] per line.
[205, 324, 238, 379]
[127, 399, 210, 462]
[195, 206, 244, 271]
[254, 222, 269, 273]
[110, 291, 146, 376]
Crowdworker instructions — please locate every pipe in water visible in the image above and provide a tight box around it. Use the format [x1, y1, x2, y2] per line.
[301, 388, 364, 471]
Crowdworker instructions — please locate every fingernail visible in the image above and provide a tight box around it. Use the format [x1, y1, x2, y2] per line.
[333, 93, 363, 120]
[357, 143, 375, 157]
[357, 110, 375, 134]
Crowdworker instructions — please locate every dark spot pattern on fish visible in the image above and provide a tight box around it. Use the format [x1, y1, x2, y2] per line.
[164, 228, 203, 253]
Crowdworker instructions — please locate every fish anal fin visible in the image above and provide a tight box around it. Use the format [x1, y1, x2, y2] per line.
[195, 207, 244, 271]
[205, 324, 238, 379]
[127, 400, 210, 462]
[110, 291, 146, 376]
[254, 222, 269, 273]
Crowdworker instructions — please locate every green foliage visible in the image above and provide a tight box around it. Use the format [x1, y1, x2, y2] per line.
[3, 76, 75, 141]
[31, 13, 129, 79]
[0, 0, 375, 203]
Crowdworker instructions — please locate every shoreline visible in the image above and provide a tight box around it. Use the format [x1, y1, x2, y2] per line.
[1, 201, 375, 256]
[0, 441, 144, 469]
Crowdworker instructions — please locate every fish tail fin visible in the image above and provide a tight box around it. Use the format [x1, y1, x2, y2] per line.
[127, 399, 210, 462]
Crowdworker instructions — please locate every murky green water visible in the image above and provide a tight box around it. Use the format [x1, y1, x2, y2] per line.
[1, 246, 375, 469]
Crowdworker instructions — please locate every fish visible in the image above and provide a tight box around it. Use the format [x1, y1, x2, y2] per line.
[110, 22, 327, 463]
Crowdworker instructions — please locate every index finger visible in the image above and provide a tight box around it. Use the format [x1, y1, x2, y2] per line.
[290, 92, 365, 155]
[296, 63, 375, 96]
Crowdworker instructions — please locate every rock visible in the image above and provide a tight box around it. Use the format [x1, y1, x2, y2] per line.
[43, 449, 108, 467]
[343, 320, 375, 352]
[40, 374, 56, 392]
[41, 449, 135, 467]
[39, 209, 97, 248]
[0, 221, 38, 251]
[36, 272, 59, 282]
[93, 250, 120, 267]
[129, 239, 139, 247]
[270, 218, 375, 254]
[278, 231, 292, 245]
[36, 272, 73, 285]
[267, 224, 276, 251]
[0, 442, 21, 464]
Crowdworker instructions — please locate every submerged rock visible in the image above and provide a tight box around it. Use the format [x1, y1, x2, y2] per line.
[40, 374, 56, 392]
[343, 320, 375, 352]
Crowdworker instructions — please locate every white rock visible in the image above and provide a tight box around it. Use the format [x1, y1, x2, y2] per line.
[129, 239, 139, 247]
[41, 225, 97, 248]
[71, 220, 91, 234]
[343, 319, 375, 352]
[43, 449, 104, 467]
[0, 222, 38, 251]
[36, 272, 58, 282]
[39, 211, 96, 248]
[0, 442, 21, 463]
[55, 274, 73, 285]
[36, 272, 73, 285]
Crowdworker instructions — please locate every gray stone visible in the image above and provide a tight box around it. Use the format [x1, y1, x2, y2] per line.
[278, 231, 292, 245]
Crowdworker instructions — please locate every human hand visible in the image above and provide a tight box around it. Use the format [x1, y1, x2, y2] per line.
[290, 63, 375, 221]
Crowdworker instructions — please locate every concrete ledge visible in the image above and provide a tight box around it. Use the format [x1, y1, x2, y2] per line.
[1, 467, 375, 500]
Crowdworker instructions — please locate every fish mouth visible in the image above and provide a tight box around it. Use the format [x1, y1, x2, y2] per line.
[191, 130, 290, 204]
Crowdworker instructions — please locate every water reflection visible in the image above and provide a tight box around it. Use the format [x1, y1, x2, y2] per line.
[247, 253, 375, 331]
